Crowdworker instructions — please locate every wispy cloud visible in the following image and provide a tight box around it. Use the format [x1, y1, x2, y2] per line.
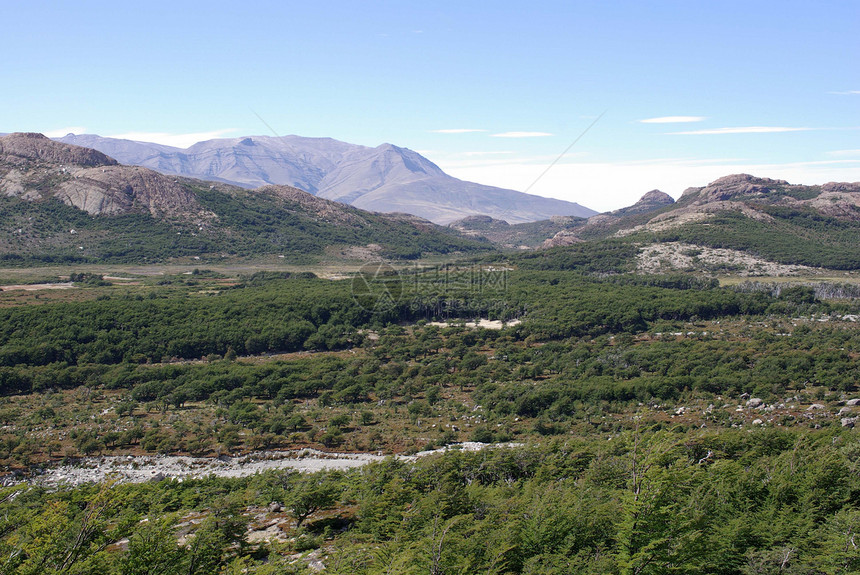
[430, 128, 487, 134]
[828, 90, 860, 95]
[668, 126, 811, 135]
[107, 129, 236, 148]
[492, 131, 553, 138]
[828, 149, 860, 157]
[43, 126, 87, 137]
[639, 116, 705, 124]
[462, 151, 515, 156]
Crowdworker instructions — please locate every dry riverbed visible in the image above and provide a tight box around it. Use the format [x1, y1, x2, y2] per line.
[17, 443, 502, 488]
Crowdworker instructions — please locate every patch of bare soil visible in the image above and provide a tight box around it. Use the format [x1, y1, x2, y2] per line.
[0, 282, 75, 291]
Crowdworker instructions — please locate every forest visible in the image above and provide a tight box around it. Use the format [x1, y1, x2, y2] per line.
[0, 265, 859, 574]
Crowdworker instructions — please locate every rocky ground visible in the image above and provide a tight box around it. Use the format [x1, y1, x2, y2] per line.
[636, 241, 819, 275]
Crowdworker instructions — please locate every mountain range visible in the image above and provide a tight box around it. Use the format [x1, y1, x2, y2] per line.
[0, 132, 490, 264]
[5, 132, 860, 274]
[57, 133, 596, 225]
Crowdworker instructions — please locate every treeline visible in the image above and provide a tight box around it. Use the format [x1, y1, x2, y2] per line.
[0, 272, 846, 396]
[508, 240, 640, 274]
[0, 276, 383, 371]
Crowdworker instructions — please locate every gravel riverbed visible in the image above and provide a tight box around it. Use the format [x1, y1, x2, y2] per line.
[18, 443, 499, 487]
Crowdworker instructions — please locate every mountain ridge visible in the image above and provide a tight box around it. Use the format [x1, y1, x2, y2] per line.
[57, 133, 596, 224]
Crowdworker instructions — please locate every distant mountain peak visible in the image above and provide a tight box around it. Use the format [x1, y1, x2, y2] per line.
[638, 189, 674, 204]
[56, 133, 597, 224]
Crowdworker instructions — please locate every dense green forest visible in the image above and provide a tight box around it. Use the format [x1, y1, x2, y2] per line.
[1, 265, 859, 574]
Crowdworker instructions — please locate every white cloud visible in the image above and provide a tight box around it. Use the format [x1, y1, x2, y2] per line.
[42, 126, 87, 137]
[639, 116, 705, 124]
[430, 128, 487, 134]
[829, 90, 860, 95]
[438, 157, 860, 213]
[828, 149, 860, 157]
[491, 131, 553, 138]
[668, 126, 811, 135]
[107, 129, 236, 148]
[461, 151, 515, 156]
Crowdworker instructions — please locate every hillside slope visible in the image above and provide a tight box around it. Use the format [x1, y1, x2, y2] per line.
[534, 174, 860, 273]
[0, 133, 490, 264]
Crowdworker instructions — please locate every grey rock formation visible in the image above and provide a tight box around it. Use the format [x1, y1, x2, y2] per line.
[0, 133, 211, 220]
[1, 132, 115, 167]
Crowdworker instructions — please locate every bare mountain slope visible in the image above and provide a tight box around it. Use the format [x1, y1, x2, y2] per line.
[0, 133, 211, 220]
[58, 134, 596, 224]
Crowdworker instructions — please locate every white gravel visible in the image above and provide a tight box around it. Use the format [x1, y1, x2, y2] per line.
[25, 443, 508, 487]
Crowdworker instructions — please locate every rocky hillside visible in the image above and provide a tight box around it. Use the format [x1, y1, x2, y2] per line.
[58, 134, 597, 224]
[540, 174, 860, 272]
[543, 189, 676, 247]
[0, 134, 491, 264]
[1, 133, 211, 222]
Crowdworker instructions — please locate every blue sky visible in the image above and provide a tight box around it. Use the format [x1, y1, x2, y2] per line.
[3, 0, 858, 211]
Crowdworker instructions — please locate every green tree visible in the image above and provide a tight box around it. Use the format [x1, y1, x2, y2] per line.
[118, 517, 183, 575]
[288, 474, 340, 529]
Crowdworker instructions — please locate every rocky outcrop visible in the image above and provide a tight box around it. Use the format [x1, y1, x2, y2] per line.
[603, 189, 675, 218]
[450, 215, 510, 228]
[638, 189, 676, 207]
[680, 174, 789, 203]
[55, 166, 209, 218]
[0, 133, 212, 220]
[543, 229, 583, 248]
[0, 133, 116, 167]
[259, 184, 368, 226]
